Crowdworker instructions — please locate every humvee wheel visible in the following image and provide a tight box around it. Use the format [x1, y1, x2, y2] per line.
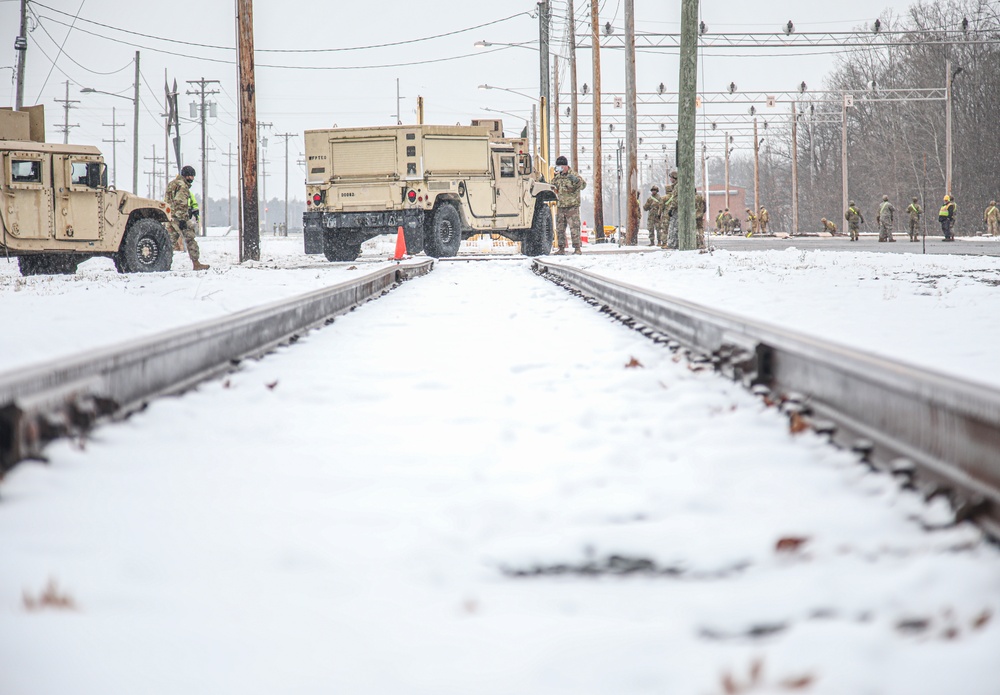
[425, 204, 462, 258]
[119, 219, 173, 273]
[523, 204, 553, 257]
[322, 232, 362, 262]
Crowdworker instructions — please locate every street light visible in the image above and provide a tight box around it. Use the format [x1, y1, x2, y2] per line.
[81, 52, 140, 193]
[478, 84, 536, 100]
[481, 106, 530, 138]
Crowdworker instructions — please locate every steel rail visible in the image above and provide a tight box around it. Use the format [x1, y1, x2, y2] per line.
[533, 259, 1000, 537]
[0, 259, 434, 472]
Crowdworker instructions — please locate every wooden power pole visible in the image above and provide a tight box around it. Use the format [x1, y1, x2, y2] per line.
[590, 0, 604, 240]
[676, 0, 698, 250]
[237, 0, 259, 261]
[568, 0, 579, 171]
[624, 0, 639, 245]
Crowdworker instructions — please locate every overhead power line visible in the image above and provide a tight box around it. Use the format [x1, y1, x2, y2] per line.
[30, 3, 531, 53]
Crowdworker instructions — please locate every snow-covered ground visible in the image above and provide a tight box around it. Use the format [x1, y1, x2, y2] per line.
[2, 239, 999, 694]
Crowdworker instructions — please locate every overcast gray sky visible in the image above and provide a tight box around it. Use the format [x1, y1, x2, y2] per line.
[2, 0, 919, 199]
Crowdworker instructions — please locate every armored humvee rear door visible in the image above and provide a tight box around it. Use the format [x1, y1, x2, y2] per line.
[1, 151, 53, 240]
[54, 154, 103, 241]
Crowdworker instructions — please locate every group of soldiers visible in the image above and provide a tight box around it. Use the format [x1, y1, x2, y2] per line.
[712, 206, 770, 236]
[640, 171, 708, 249]
[839, 194, 999, 242]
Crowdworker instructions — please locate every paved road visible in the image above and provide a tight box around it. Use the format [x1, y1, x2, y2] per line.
[706, 232, 1000, 256]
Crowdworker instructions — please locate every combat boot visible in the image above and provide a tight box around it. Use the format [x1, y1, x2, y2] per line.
[554, 248, 566, 255]
[192, 261, 211, 271]
[573, 247, 582, 255]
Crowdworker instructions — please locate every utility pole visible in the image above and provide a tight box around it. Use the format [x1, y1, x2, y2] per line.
[224, 143, 234, 228]
[676, 0, 698, 250]
[257, 122, 273, 232]
[276, 132, 296, 237]
[624, 0, 639, 245]
[616, 138, 623, 227]
[144, 146, 164, 198]
[14, 0, 28, 110]
[791, 102, 799, 235]
[590, 0, 604, 240]
[187, 78, 221, 236]
[417, 96, 424, 124]
[538, 0, 551, 174]
[163, 72, 178, 188]
[945, 59, 954, 196]
[102, 107, 126, 187]
[754, 116, 761, 216]
[724, 132, 730, 211]
[133, 51, 140, 193]
[568, 0, 579, 171]
[841, 94, 850, 232]
[54, 81, 80, 144]
[553, 55, 560, 160]
[237, 0, 259, 261]
[395, 78, 403, 125]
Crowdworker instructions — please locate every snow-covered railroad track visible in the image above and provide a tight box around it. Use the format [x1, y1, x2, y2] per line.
[0, 259, 433, 473]
[534, 259, 1000, 538]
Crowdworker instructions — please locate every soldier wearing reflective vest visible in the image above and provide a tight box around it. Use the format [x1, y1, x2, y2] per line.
[642, 185, 663, 247]
[939, 195, 957, 241]
[164, 165, 210, 270]
[906, 197, 922, 242]
[845, 201, 864, 241]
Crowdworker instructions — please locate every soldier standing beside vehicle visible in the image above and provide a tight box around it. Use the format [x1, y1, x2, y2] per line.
[165, 165, 210, 270]
[552, 156, 587, 255]
[845, 200, 864, 241]
[758, 206, 769, 234]
[939, 195, 957, 241]
[984, 200, 999, 236]
[642, 185, 663, 247]
[876, 195, 896, 242]
[906, 197, 922, 242]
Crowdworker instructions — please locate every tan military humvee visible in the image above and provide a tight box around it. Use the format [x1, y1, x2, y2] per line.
[302, 119, 556, 261]
[1, 107, 174, 276]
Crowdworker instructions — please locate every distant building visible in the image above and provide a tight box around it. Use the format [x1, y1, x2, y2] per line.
[699, 185, 747, 228]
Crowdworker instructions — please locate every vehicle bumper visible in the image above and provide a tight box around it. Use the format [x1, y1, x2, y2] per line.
[303, 209, 426, 254]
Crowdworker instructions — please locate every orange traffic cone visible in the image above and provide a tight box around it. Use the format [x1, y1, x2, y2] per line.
[394, 225, 407, 260]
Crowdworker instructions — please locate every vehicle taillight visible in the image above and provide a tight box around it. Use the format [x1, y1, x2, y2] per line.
[313, 193, 322, 206]
[407, 190, 417, 203]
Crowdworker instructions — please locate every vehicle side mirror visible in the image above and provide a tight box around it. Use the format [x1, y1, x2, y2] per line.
[518, 154, 532, 176]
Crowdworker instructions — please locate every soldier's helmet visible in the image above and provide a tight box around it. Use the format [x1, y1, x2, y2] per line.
[944, 195, 951, 201]
[992, 200, 997, 206]
[181, 165, 196, 177]
[669, 169, 678, 180]
[651, 185, 659, 192]
[912, 197, 918, 202]
[882, 194, 889, 201]
[821, 217, 827, 223]
[555, 155, 568, 166]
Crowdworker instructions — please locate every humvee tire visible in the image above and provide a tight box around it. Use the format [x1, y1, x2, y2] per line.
[18, 254, 80, 276]
[117, 218, 173, 273]
[424, 204, 462, 258]
[523, 204, 553, 257]
[322, 231, 362, 262]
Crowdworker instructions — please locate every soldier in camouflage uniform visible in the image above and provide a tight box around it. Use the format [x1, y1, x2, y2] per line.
[876, 194, 896, 242]
[905, 197, 922, 241]
[719, 208, 734, 235]
[745, 208, 757, 236]
[758, 206, 770, 234]
[820, 218, 838, 235]
[845, 200, 864, 241]
[164, 165, 210, 270]
[695, 188, 707, 249]
[552, 156, 587, 255]
[984, 200, 999, 236]
[642, 185, 663, 247]
[663, 170, 679, 248]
